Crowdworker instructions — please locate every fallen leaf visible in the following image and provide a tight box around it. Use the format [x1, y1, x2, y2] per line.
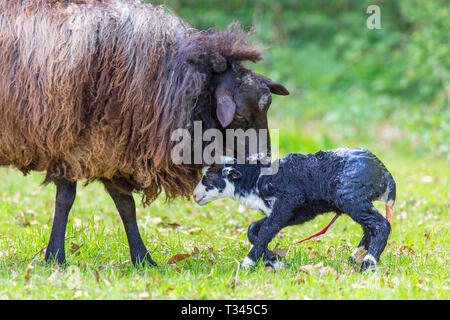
[167, 253, 190, 264]
[272, 243, 288, 259]
[188, 227, 202, 234]
[264, 266, 275, 273]
[93, 270, 100, 283]
[317, 266, 337, 276]
[169, 263, 181, 272]
[206, 247, 216, 256]
[70, 242, 83, 254]
[24, 265, 33, 282]
[299, 262, 323, 274]
[292, 278, 305, 284]
[166, 222, 181, 229]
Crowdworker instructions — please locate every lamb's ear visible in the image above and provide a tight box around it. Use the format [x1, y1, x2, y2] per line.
[215, 85, 236, 128]
[222, 167, 242, 180]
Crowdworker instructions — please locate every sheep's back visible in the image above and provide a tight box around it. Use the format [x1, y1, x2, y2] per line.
[0, 0, 191, 181]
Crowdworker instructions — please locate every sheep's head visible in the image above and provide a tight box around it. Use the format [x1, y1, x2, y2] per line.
[212, 67, 289, 158]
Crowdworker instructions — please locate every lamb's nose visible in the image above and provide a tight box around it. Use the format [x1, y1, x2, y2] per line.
[193, 194, 198, 201]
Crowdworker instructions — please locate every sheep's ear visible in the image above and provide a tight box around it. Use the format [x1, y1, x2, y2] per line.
[254, 72, 290, 96]
[222, 167, 242, 180]
[267, 81, 290, 95]
[215, 86, 236, 128]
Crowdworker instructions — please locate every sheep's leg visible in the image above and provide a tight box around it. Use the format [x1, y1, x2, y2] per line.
[348, 227, 370, 264]
[345, 203, 391, 272]
[103, 180, 157, 267]
[45, 179, 76, 265]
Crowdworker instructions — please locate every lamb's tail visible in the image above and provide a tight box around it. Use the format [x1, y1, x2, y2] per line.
[383, 175, 396, 227]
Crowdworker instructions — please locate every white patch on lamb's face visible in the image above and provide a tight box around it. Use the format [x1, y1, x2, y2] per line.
[193, 174, 235, 205]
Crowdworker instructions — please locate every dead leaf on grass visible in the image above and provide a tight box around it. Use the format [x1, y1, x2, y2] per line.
[167, 253, 190, 264]
[70, 241, 83, 254]
[272, 243, 288, 259]
[264, 266, 275, 273]
[292, 278, 305, 284]
[317, 266, 337, 276]
[93, 270, 100, 283]
[188, 227, 202, 234]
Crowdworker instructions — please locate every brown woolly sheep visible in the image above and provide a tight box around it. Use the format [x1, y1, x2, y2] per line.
[0, 0, 289, 266]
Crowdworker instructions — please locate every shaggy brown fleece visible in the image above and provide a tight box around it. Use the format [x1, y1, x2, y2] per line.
[0, 0, 262, 205]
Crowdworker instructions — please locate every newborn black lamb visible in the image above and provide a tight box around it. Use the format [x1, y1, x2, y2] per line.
[193, 147, 396, 272]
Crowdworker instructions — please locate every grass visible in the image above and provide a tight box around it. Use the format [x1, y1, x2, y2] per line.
[0, 124, 448, 300]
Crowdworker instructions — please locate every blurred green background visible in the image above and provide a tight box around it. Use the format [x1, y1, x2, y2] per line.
[150, 0, 449, 159]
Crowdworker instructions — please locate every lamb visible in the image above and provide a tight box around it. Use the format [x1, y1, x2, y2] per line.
[0, 0, 289, 266]
[193, 148, 396, 272]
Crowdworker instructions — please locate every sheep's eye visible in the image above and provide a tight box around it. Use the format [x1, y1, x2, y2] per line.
[234, 114, 247, 124]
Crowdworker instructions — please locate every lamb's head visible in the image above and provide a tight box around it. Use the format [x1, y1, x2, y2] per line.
[192, 164, 242, 205]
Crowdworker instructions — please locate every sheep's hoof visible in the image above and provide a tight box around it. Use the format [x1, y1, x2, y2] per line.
[265, 259, 291, 270]
[132, 255, 158, 268]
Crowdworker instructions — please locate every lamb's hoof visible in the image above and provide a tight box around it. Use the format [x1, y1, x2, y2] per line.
[360, 259, 376, 272]
[265, 259, 291, 270]
[348, 255, 357, 265]
[240, 257, 256, 271]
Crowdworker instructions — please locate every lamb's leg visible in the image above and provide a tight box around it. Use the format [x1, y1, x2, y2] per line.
[45, 179, 76, 264]
[345, 203, 391, 272]
[348, 226, 370, 264]
[103, 179, 157, 267]
[247, 218, 284, 266]
[247, 218, 266, 245]
[242, 206, 291, 270]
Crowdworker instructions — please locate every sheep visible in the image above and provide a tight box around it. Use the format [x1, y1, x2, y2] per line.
[193, 148, 396, 272]
[0, 0, 289, 266]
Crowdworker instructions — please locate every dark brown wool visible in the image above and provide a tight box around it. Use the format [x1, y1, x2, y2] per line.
[0, 0, 262, 205]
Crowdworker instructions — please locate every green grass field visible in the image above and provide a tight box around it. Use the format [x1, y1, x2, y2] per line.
[0, 130, 448, 299]
[0, 0, 448, 300]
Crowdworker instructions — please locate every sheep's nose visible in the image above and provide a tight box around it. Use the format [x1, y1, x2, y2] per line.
[193, 194, 198, 202]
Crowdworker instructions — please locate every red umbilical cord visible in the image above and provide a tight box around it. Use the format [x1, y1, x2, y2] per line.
[294, 214, 340, 244]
